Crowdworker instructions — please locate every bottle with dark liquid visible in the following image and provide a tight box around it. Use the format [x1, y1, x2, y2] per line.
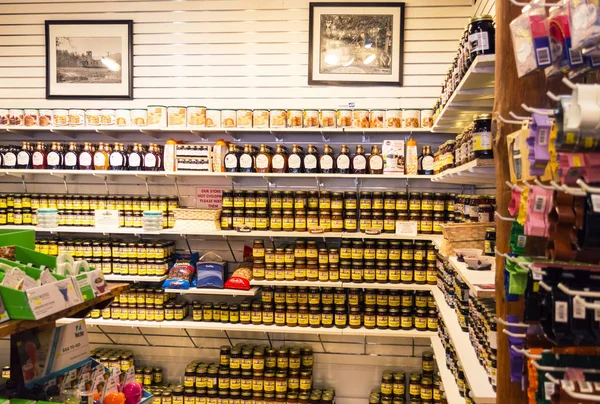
[255, 144, 272, 173]
[64, 142, 79, 170]
[144, 144, 158, 171]
[153, 144, 163, 170]
[128, 143, 143, 171]
[3, 145, 17, 169]
[47, 142, 63, 170]
[336, 144, 351, 174]
[304, 144, 319, 174]
[418, 145, 435, 175]
[93, 143, 109, 171]
[32, 142, 47, 170]
[288, 144, 303, 173]
[352, 145, 367, 174]
[224, 143, 239, 172]
[320, 144, 335, 173]
[16, 142, 31, 169]
[109, 143, 126, 170]
[272, 144, 288, 173]
[367, 145, 384, 174]
[239, 144, 255, 173]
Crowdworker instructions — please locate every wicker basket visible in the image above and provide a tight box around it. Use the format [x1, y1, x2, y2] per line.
[440, 222, 490, 257]
[173, 208, 222, 221]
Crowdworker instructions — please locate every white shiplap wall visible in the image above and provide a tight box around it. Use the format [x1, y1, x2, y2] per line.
[0, 0, 472, 109]
[473, 0, 496, 17]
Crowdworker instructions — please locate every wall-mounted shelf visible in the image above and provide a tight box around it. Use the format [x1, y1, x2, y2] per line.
[448, 256, 496, 298]
[250, 280, 434, 291]
[55, 317, 436, 338]
[0, 225, 444, 243]
[432, 288, 496, 403]
[164, 286, 260, 296]
[104, 275, 166, 283]
[430, 336, 465, 404]
[431, 159, 496, 186]
[432, 55, 496, 134]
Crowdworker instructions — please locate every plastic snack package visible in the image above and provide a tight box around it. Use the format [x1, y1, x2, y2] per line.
[511, 0, 553, 77]
[224, 262, 252, 291]
[162, 252, 199, 290]
[569, 0, 600, 50]
[546, 0, 585, 77]
[196, 252, 227, 289]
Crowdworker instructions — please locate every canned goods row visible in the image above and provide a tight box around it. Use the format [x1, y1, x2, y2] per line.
[35, 238, 175, 259]
[0, 107, 433, 130]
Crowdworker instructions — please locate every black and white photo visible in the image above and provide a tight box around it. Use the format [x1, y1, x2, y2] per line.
[309, 3, 405, 86]
[45, 20, 133, 99]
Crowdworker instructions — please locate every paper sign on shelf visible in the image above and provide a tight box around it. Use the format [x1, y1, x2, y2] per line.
[94, 210, 120, 230]
[395, 221, 418, 236]
[195, 187, 224, 209]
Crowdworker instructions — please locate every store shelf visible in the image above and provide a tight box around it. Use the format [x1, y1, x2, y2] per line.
[430, 159, 496, 185]
[104, 275, 166, 283]
[342, 283, 434, 291]
[448, 256, 496, 298]
[0, 225, 160, 236]
[0, 283, 128, 339]
[2, 126, 434, 135]
[250, 280, 434, 291]
[56, 317, 435, 338]
[0, 169, 432, 181]
[250, 280, 343, 288]
[432, 55, 496, 133]
[430, 336, 465, 404]
[164, 286, 260, 296]
[432, 288, 496, 403]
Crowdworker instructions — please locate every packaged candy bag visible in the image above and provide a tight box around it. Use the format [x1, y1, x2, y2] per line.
[224, 262, 252, 291]
[569, 0, 600, 50]
[162, 252, 199, 290]
[546, 0, 585, 77]
[511, 0, 553, 77]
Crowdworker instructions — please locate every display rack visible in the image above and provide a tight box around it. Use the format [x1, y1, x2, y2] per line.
[448, 256, 496, 298]
[431, 288, 496, 403]
[104, 275, 166, 283]
[432, 55, 496, 133]
[164, 286, 260, 296]
[0, 283, 128, 339]
[249, 280, 434, 291]
[431, 159, 496, 186]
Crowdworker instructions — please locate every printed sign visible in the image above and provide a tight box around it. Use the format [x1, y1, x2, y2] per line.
[94, 210, 120, 229]
[395, 221, 418, 237]
[196, 187, 224, 209]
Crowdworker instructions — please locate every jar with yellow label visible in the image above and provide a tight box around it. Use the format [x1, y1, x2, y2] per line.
[363, 306, 376, 329]
[401, 308, 413, 330]
[415, 308, 428, 331]
[414, 262, 427, 285]
[421, 192, 433, 211]
[388, 241, 401, 260]
[344, 211, 357, 232]
[408, 192, 421, 212]
[339, 260, 351, 281]
[330, 211, 343, 232]
[421, 212, 433, 234]
[321, 306, 334, 328]
[388, 262, 400, 283]
[401, 262, 414, 284]
[427, 263, 437, 285]
[282, 210, 294, 232]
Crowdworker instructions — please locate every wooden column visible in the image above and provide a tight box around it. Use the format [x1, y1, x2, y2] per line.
[492, 1, 546, 403]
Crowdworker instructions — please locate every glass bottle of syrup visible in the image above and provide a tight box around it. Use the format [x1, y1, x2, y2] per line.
[272, 144, 288, 173]
[109, 143, 125, 170]
[224, 143, 239, 172]
[418, 145, 435, 175]
[78, 142, 93, 170]
[304, 144, 319, 174]
[64, 143, 79, 170]
[3, 145, 17, 169]
[320, 144, 335, 173]
[336, 144, 351, 174]
[16, 142, 31, 169]
[239, 144, 255, 173]
[255, 144, 272, 173]
[128, 144, 143, 171]
[288, 144, 303, 173]
[47, 142, 63, 170]
[152, 144, 163, 170]
[32, 142, 47, 169]
[93, 142, 109, 170]
[352, 144, 367, 174]
[367, 145, 384, 174]
[144, 144, 158, 171]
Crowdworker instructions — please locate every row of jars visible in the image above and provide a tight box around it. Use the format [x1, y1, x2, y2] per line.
[469, 297, 497, 391]
[35, 238, 175, 259]
[224, 190, 456, 213]
[436, 255, 472, 333]
[437, 318, 474, 402]
[1, 208, 176, 229]
[0, 193, 179, 212]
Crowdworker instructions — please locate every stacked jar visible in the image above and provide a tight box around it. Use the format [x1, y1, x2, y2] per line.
[469, 296, 497, 392]
[438, 316, 473, 400]
[452, 194, 496, 223]
[35, 237, 174, 276]
[102, 287, 172, 322]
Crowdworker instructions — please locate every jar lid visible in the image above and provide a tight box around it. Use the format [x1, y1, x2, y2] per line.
[471, 14, 494, 22]
[143, 210, 163, 216]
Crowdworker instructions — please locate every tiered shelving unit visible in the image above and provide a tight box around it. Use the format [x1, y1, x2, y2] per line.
[448, 256, 496, 298]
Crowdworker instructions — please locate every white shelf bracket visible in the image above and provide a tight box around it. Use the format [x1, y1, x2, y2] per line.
[173, 177, 181, 204]
[104, 176, 110, 196]
[144, 177, 151, 198]
[63, 176, 69, 194]
[21, 175, 27, 193]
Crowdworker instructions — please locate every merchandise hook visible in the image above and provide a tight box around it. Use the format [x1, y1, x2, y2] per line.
[63, 176, 69, 194]
[509, 111, 531, 121]
[498, 115, 523, 125]
[546, 91, 561, 102]
[521, 103, 555, 116]
[496, 317, 530, 328]
[494, 211, 516, 222]
[505, 180, 523, 192]
[21, 175, 27, 193]
[502, 328, 527, 338]
[144, 177, 151, 198]
[511, 345, 542, 359]
[104, 176, 109, 196]
[562, 77, 577, 90]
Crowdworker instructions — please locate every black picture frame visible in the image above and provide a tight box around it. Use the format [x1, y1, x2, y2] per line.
[45, 20, 133, 99]
[308, 2, 405, 86]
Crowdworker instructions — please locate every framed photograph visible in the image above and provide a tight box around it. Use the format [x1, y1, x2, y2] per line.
[45, 20, 133, 99]
[309, 2, 405, 86]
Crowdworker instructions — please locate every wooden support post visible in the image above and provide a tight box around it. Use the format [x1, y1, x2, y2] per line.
[493, 1, 547, 403]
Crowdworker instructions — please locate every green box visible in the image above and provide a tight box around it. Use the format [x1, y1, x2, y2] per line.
[0, 229, 35, 250]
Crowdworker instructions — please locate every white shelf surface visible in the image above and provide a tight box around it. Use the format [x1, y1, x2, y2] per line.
[250, 280, 434, 290]
[432, 288, 496, 403]
[431, 159, 496, 186]
[0, 169, 432, 181]
[164, 286, 260, 296]
[432, 55, 496, 133]
[430, 336, 465, 404]
[104, 275, 166, 283]
[0, 225, 443, 243]
[56, 317, 434, 337]
[448, 256, 496, 298]
[250, 280, 343, 288]
[2, 126, 434, 135]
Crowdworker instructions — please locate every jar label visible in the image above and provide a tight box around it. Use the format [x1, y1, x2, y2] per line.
[337, 154, 350, 169]
[239, 154, 253, 168]
[353, 155, 366, 170]
[473, 131, 492, 151]
[320, 155, 333, 170]
[370, 156, 383, 170]
[304, 154, 317, 169]
[288, 154, 301, 168]
[469, 31, 490, 52]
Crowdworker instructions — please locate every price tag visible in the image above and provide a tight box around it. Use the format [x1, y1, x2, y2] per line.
[94, 210, 120, 229]
[395, 221, 418, 236]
